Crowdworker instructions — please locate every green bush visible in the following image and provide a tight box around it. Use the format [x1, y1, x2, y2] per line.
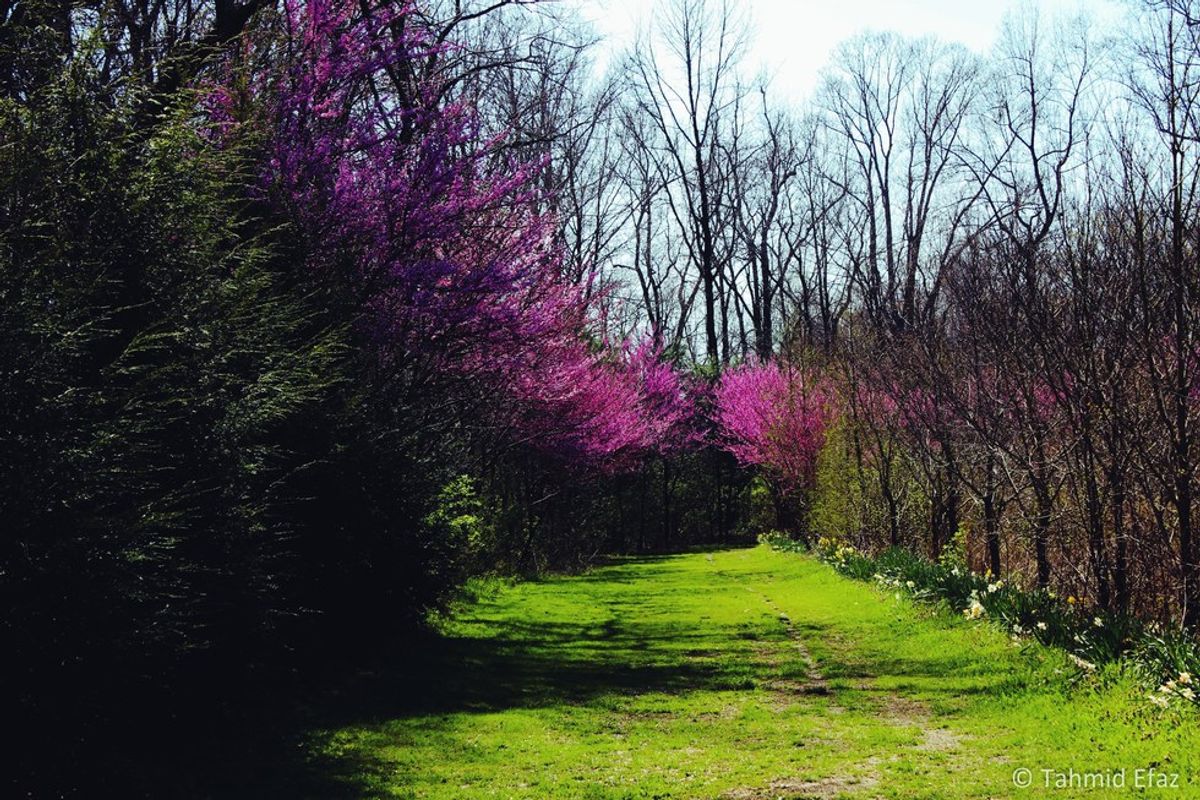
[809, 422, 859, 543]
[739, 476, 778, 537]
[809, 420, 925, 550]
[424, 474, 496, 577]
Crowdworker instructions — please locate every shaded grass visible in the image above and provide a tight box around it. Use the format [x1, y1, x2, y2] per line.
[274, 547, 1198, 798]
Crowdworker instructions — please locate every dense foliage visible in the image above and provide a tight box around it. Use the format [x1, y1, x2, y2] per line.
[0, 1, 709, 794]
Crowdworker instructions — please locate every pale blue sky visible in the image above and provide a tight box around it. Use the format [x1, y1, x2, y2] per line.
[572, 0, 1125, 103]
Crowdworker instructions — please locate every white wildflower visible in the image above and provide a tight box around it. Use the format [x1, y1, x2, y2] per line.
[1069, 654, 1097, 672]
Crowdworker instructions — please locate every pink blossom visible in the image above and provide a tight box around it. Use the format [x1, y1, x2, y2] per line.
[713, 361, 833, 495]
[220, 0, 695, 472]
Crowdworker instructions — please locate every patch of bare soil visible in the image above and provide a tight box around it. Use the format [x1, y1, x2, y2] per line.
[917, 727, 961, 752]
[877, 694, 963, 752]
[723, 769, 882, 799]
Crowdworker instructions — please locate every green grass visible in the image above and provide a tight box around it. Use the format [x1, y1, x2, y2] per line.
[300, 546, 1199, 798]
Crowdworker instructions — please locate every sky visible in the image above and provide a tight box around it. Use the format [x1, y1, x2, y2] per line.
[572, 0, 1126, 104]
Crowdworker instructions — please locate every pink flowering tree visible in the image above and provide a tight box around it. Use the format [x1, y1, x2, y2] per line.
[237, 0, 692, 473]
[625, 338, 702, 458]
[713, 361, 833, 534]
[505, 337, 697, 472]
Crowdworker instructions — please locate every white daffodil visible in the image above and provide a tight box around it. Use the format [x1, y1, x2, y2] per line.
[1069, 654, 1097, 672]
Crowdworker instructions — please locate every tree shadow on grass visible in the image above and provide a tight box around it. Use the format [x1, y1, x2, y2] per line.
[213, 555, 768, 798]
[193, 549, 1035, 798]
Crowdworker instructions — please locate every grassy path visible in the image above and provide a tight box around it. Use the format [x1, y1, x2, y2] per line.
[305, 546, 1198, 798]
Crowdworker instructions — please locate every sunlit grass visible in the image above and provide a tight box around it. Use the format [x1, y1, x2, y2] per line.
[304, 546, 1199, 798]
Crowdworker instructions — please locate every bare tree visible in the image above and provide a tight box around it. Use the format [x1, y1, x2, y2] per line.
[1124, 0, 1200, 623]
[626, 0, 747, 364]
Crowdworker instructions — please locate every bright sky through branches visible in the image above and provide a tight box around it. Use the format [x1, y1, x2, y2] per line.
[573, 0, 1124, 103]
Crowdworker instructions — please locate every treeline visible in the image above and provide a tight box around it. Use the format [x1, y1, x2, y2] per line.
[437, 0, 1200, 629]
[587, 0, 1200, 631]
